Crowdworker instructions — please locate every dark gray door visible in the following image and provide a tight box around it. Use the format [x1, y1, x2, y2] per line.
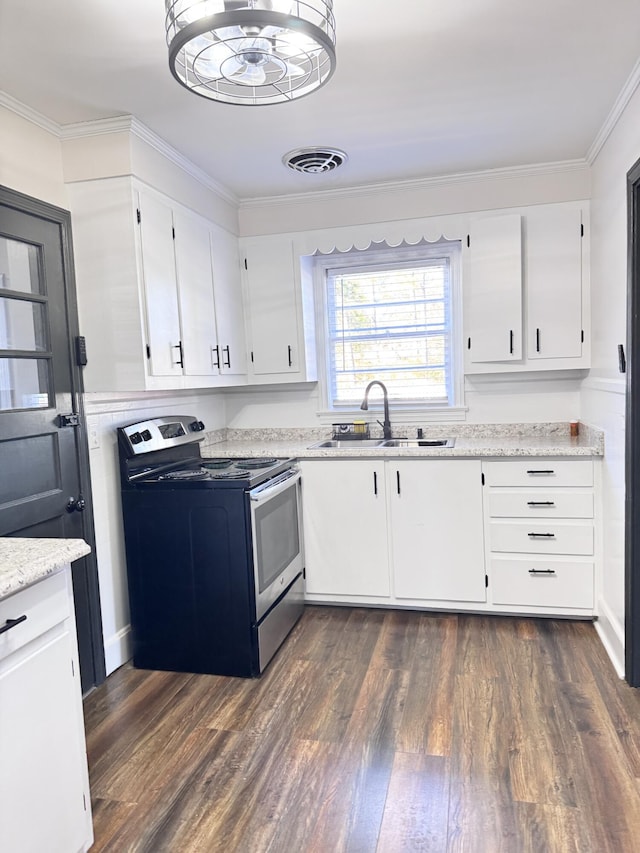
[0, 186, 105, 692]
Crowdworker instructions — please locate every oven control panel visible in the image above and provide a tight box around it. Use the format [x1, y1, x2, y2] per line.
[119, 416, 205, 455]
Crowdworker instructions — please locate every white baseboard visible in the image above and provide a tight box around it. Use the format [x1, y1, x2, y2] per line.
[103, 625, 132, 676]
[595, 598, 625, 678]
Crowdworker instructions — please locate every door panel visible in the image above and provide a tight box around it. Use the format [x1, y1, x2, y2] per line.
[467, 214, 523, 362]
[136, 190, 182, 377]
[0, 187, 104, 691]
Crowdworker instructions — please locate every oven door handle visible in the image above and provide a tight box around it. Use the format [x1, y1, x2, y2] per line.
[249, 469, 301, 503]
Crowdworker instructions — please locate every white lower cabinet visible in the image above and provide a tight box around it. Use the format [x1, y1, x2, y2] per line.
[300, 459, 486, 606]
[301, 455, 597, 617]
[490, 558, 594, 610]
[302, 460, 389, 598]
[483, 458, 596, 615]
[388, 460, 486, 603]
[0, 570, 93, 852]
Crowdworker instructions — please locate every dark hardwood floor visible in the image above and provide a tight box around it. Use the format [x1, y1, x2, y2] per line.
[84, 607, 640, 852]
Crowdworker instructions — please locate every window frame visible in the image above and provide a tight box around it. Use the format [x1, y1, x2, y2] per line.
[313, 240, 466, 422]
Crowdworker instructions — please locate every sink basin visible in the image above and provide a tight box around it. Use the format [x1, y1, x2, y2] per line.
[308, 439, 387, 449]
[380, 437, 456, 448]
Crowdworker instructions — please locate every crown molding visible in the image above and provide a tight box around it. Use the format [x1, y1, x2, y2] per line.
[58, 115, 239, 205]
[1, 92, 238, 206]
[57, 114, 135, 139]
[587, 56, 640, 164]
[0, 90, 61, 136]
[239, 158, 590, 210]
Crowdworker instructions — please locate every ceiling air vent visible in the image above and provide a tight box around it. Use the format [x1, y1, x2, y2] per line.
[283, 147, 348, 175]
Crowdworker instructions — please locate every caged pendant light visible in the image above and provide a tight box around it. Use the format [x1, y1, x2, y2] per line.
[165, 1, 336, 105]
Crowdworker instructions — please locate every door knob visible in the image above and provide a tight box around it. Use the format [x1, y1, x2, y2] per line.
[66, 496, 86, 513]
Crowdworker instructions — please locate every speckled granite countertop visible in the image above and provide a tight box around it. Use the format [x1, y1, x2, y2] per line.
[0, 538, 91, 601]
[200, 422, 603, 461]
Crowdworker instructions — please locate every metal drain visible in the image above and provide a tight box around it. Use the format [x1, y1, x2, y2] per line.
[283, 147, 348, 174]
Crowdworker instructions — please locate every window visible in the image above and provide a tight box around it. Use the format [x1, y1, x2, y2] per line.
[317, 241, 462, 412]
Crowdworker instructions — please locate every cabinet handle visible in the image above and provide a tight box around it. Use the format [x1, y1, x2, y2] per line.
[211, 345, 220, 369]
[288, 345, 293, 367]
[373, 471, 378, 495]
[526, 469, 555, 475]
[528, 532, 555, 538]
[509, 329, 514, 355]
[173, 341, 184, 368]
[0, 614, 27, 635]
[396, 470, 401, 495]
[527, 501, 555, 506]
[536, 327, 541, 353]
[222, 345, 231, 369]
[528, 568, 556, 575]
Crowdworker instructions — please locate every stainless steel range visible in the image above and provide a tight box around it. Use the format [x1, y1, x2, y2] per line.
[118, 415, 305, 677]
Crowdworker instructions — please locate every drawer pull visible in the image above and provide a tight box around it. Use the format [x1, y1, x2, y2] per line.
[0, 614, 27, 635]
[528, 569, 556, 575]
[528, 532, 556, 538]
[527, 501, 556, 507]
[526, 469, 555, 475]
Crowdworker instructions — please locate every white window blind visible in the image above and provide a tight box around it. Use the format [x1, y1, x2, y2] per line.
[327, 257, 452, 406]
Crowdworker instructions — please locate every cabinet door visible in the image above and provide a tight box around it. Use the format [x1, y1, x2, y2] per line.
[0, 631, 89, 853]
[211, 225, 247, 376]
[526, 206, 583, 360]
[137, 191, 183, 377]
[389, 460, 486, 602]
[301, 460, 390, 597]
[173, 210, 219, 377]
[243, 237, 300, 375]
[467, 214, 522, 362]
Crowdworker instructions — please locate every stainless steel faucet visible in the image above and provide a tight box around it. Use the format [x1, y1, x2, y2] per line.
[360, 380, 392, 440]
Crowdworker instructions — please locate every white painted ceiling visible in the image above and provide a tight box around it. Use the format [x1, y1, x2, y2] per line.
[1, 1, 640, 200]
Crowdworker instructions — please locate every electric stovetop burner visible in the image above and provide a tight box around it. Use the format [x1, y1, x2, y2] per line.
[159, 469, 209, 481]
[209, 470, 250, 480]
[201, 460, 233, 470]
[235, 458, 279, 470]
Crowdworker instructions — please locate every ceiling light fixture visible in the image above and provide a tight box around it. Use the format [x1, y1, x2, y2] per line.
[165, 1, 336, 106]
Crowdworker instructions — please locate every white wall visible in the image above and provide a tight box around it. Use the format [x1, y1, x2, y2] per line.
[581, 83, 640, 675]
[239, 163, 590, 236]
[0, 103, 67, 207]
[224, 375, 583, 429]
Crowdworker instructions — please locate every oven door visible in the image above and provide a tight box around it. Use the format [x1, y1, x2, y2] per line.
[249, 469, 304, 622]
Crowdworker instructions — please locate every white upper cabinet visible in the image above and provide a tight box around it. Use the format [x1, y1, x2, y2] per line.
[210, 224, 247, 377]
[68, 176, 247, 392]
[464, 202, 589, 374]
[525, 205, 584, 361]
[467, 214, 523, 363]
[241, 235, 317, 383]
[137, 190, 183, 378]
[172, 206, 220, 378]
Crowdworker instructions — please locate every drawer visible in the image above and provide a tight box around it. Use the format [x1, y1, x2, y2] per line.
[0, 572, 69, 663]
[490, 558, 594, 610]
[483, 459, 593, 488]
[489, 519, 594, 555]
[488, 490, 594, 519]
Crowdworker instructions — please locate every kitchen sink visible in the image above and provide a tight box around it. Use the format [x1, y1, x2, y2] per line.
[308, 439, 388, 449]
[380, 437, 456, 448]
[308, 437, 456, 449]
